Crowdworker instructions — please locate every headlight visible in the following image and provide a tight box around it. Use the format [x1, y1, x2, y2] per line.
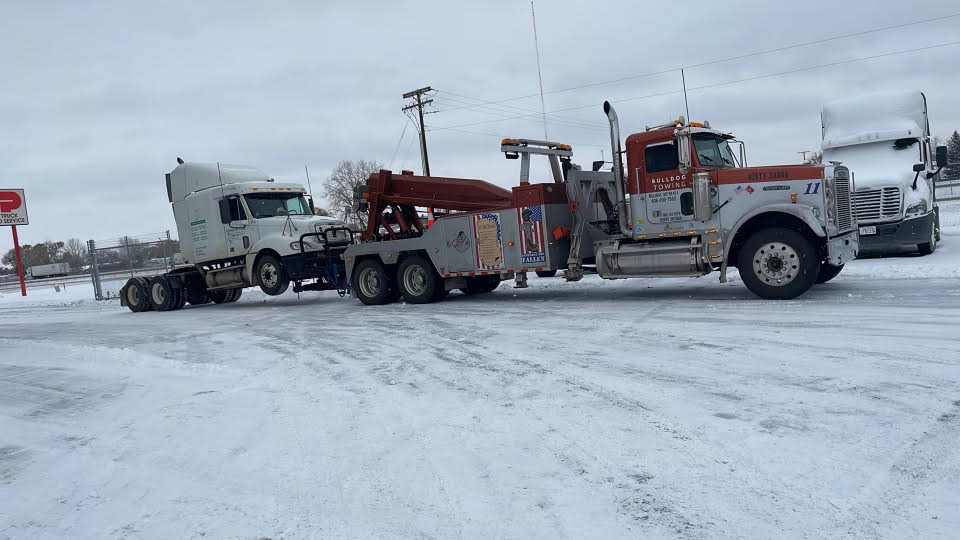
[905, 201, 928, 217]
[291, 240, 317, 250]
[314, 224, 324, 232]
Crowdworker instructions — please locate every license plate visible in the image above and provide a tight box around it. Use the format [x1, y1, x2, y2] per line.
[859, 226, 877, 235]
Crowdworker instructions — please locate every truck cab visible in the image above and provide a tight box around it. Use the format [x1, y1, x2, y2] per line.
[822, 91, 947, 255]
[121, 161, 353, 313]
[166, 162, 350, 295]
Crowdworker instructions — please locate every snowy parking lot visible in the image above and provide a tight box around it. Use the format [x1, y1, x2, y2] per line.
[2, 237, 960, 539]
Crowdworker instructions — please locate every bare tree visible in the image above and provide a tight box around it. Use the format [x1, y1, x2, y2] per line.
[323, 160, 382, 227]
[64, 238, 87, 267]
[806, 151, 823, 164]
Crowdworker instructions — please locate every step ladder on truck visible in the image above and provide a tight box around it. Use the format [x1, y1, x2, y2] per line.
[343, 102, 860, 305]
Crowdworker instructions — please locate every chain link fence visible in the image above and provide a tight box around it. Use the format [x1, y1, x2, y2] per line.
[88, 231, 180, 300]
[937, 181, 960, 231]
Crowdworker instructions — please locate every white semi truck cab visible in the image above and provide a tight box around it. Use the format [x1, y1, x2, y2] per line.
[121, 161, 353, 312]
[822, 91, 948, 255]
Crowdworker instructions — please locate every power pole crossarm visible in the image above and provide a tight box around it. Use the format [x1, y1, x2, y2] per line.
[402, 86, 433, 176]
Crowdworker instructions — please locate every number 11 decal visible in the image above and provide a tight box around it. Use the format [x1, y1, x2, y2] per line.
[804, 182, 821, 195]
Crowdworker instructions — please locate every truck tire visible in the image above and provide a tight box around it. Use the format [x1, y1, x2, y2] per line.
[535, 269, 557, 278]
[459, 275, 501, 295]
[918, 219, 937, 255]
[815, 263, 844, 284]
[173, 284, 187, 310]
[136, 277, 154, 311]
[255, 254, 290, 296]
[226, 288, 243, 303]
[149, 275, 179, 312]
[737, 228, 820, 300]
[209, 289, 230, 304]
[122, 277, 152, 313]
[185, 287, 210, 305]
[397, 255, 440, 304]
[352, 258, 394, 305]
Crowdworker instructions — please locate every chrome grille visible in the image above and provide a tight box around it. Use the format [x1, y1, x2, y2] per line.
[854, 187, 901, 223]
[833, 169, 853, 232]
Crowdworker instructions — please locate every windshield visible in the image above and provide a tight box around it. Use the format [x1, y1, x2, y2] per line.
[243, 193, 310, 218]
[693, 135, 737, 168]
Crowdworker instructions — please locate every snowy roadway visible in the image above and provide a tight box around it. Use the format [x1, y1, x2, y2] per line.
[2, 237, 960, 539]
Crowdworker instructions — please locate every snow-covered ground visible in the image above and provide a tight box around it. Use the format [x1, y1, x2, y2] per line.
[2, 238, 960, 539]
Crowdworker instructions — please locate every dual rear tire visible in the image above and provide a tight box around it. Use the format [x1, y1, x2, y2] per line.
[352, 255, 468, 306]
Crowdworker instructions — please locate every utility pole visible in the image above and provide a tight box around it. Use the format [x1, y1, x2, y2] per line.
[798, 150, 810, 162]
[402, 86, 433, 176]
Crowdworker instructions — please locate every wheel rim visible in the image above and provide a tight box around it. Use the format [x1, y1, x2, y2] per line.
[402, 265, 428, 296]
[753, 242, 800, 286]
[127, 284, 140, 305]
[357, 267, 382, 297]
[151, 282, 165, 303]
[260, 262, 279, 288]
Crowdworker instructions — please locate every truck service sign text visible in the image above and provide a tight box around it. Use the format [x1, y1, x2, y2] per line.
[0, 189, 29, 226]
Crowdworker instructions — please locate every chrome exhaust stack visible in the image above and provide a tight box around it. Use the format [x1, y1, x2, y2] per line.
[604, 101, 632, 237]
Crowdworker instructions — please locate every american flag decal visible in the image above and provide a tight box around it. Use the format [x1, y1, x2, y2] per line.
[518, 205, 546, 265]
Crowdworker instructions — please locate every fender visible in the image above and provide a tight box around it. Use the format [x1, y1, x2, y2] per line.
[342, 243, 401, 281]
[244, 234, 295, 286]
[719, 204, 825, 281]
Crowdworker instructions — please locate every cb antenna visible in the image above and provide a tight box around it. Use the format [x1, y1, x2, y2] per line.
[531, 1, 547, 140]
[681, 68, 691, 123]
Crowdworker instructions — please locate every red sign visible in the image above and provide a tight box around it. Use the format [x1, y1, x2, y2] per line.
[0, 189, 28, 226]
[0, 191, 22, 212]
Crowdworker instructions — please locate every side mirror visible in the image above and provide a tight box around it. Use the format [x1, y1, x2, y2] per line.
[677, 132, 692, 173]
[218, 198, 231, 224]
[936, 145, 948, 168]
[308, 197, 315, 214]
[912, 163, 925, 172]
[691, 172, 712, 221]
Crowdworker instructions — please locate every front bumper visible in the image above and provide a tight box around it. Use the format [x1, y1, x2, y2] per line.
[281, 249, 348, 283]
[826, 230, 859, 266]
[857, 211, 934, 254]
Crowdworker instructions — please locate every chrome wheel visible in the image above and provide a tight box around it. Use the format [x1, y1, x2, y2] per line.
[259, 262, 279, 289]
[753, 241, 799, 286]
[357, 267, 383, 298]
[401, 264, 428, 297]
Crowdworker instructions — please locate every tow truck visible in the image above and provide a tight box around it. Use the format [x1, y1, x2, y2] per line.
[343, 102, 859, 304]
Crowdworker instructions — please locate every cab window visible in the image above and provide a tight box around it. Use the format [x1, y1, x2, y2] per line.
[645, 141, 679, 173]
[228, 196, 246, 221]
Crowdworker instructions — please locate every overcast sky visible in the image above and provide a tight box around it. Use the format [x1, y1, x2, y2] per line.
[2, 1, 959, 255]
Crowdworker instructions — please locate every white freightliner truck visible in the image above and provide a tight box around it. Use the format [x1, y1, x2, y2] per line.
[343, 102, 859, 304]
[822, 91, 948, 255]
[120, 161, 353, 312]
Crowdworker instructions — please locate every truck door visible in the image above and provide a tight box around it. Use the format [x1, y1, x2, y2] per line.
[640, 139, 697, 227]
[222, 195, 258, 257]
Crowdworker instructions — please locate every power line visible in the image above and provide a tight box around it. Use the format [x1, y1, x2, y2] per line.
[437, 127, 607, 148]
[435, 11, 960, 113]
[432, 92, 608, 131]
[431, 39, 960, 131]
[388, 118, 411, 170]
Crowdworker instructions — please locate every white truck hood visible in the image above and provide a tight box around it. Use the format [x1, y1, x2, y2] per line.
[823, 141, 930, 208]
